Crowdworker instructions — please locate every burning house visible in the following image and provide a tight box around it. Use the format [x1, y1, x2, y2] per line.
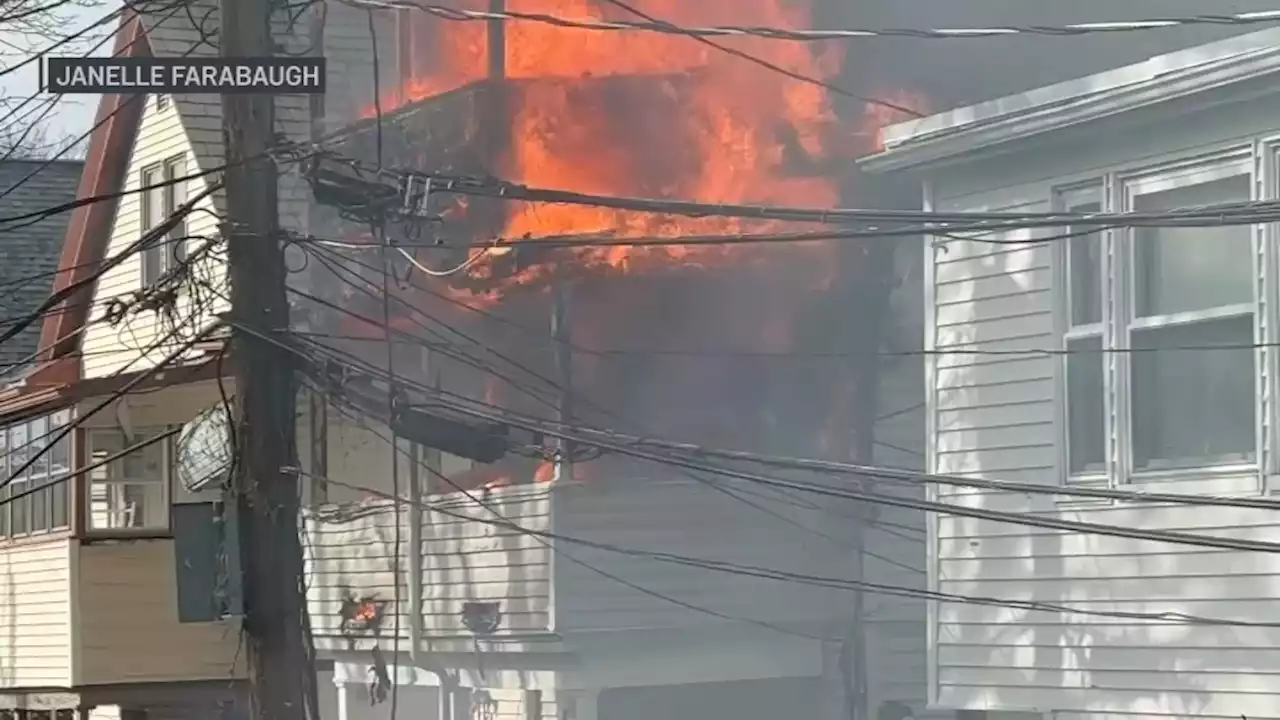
[300, 3, 929, 720]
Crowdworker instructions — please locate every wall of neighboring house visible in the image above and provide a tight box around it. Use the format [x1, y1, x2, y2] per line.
[75, 539, 245, 685]
[79, 91, 225, 380]
[919, 92, 1280, 719]
[0, 539, 74, 688]
[73, 379, 247, 685]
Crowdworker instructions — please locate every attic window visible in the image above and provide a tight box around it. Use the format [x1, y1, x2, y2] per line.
[155, 94, 170, 111]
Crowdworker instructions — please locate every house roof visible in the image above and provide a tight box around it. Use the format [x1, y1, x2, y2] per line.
[0, 159, 84, 373]
[36, 1, 312, 380]
[36, 10, 146, 381]
[859, 25, 1280, 174]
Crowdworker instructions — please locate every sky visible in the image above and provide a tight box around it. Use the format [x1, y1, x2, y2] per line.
[1, 2, 114, 148]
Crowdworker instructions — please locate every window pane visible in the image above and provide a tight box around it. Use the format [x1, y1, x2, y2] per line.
[10, 479, 28, 535]
[29, 416, 48, 479]
[87, 429, 169, 531]
[10, 423, 28, 479]
[1132, 314, 1255, 469]
[50, 479, 67, 530]
[31, 484, 47, 532]
[1133, 175, 1252, 317]
[142, 168, 164, 230]
[0, 483, 10, 538]
[49, 433, 69, 476]
[1067, 201, 1102, 327]
[1066, 335, 1105, 474]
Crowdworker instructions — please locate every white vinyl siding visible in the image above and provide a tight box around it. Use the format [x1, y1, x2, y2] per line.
[915, 104, 1280, 719]
[0, 539, 74, 688]
[78, 91, 225, 380]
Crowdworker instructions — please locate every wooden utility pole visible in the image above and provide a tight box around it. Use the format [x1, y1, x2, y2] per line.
[220, 0, 312, 716]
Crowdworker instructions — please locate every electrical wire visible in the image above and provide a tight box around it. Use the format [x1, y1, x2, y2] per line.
[309, 388, 831, 641]
[599, 0, 924, 119]
[0, 229, 227, 492]
[297, 237, 1273, 360]
[294, 242, 922, 563]
[336, 1, 1280, 42]
[310, 155, 1280, 233]
[257, 322, 1280, 556]
[297, 438, 1280, 630]
[0, 182, 222, 363]
[0, 0, 209, 207]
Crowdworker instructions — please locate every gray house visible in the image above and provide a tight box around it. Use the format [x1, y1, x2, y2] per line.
[860, 27, 1280, 720]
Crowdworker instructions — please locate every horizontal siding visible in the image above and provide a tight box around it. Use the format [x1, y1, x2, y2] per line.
[0, 539, 73, 688]
[304, 486, 553, 648]
[932, 208, 1056, 488]
[936, 501, 1280, 718]
[75, 539, 245, 684]
[80, 90, 226, 380]
[552, 473, 852, 631]
[927, 190, 1280, 719]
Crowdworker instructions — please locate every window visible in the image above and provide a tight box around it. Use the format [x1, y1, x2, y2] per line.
[0, 411, 73, 539]
[140, 154, 189, 286]
[1060, 188, 1106, 477]
[1127, 172, 1255, 471]
[87, 428, 171, 531]
[155, 94, 170, 111]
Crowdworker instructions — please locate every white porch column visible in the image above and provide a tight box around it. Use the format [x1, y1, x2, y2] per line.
[335, 682, 350, 720]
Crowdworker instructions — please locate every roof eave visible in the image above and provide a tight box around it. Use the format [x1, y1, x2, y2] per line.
[859, 42, 1280, 175]
[36, 11, 149, 367]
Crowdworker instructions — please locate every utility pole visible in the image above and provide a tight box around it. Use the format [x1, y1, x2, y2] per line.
[221, 0, 312, 716]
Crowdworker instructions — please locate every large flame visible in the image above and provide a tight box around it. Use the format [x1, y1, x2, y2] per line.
[341, 1, 930, 489]
[375, 0, 923, 305]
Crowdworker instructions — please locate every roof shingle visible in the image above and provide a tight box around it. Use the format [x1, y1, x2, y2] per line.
[0, 159, 84, 372]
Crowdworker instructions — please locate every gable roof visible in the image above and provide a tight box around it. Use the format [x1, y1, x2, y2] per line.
[859, 25, 1280, 174]
[0, 159, 84, 373]
[36, 2, 314, 379]
[36, 10, 147, 380]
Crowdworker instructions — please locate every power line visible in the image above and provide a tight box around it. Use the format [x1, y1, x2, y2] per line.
[299, 440, 1280, 631]
[336, 1, 1280, 42]
[283, 244, 1280, 525]
[599, 0, 924, 118]
[337, 358, 1280, 553]
[309, 155, 1280, 232]
[295, 243, 910, 562]
[226, 312, 1280, 556]
[296, 238, 1273, 360]
[313, 385, 828, 642]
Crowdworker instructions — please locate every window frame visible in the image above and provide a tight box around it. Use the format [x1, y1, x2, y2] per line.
[83, 426, 174, 536]
[0, 409, 75, 543]
[140, 153, 190, 287]
[1054, 183, 1109, 485]
[1057, 150, 1268, 490]
[1117, 156, 1259, 480]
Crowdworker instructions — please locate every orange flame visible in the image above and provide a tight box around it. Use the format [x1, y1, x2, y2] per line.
[373, 0, 919, 306]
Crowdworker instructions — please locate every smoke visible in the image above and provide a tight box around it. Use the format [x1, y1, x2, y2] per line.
[821, 0, 1280, 111]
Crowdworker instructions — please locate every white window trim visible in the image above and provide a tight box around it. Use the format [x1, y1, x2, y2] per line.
[85, 427, 174, 535]
[1126, 153, 1254, 479]
[140, 154, 189, 288]
[1056, 149, 1271, 492]
[1054, 183, 1109, 488]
